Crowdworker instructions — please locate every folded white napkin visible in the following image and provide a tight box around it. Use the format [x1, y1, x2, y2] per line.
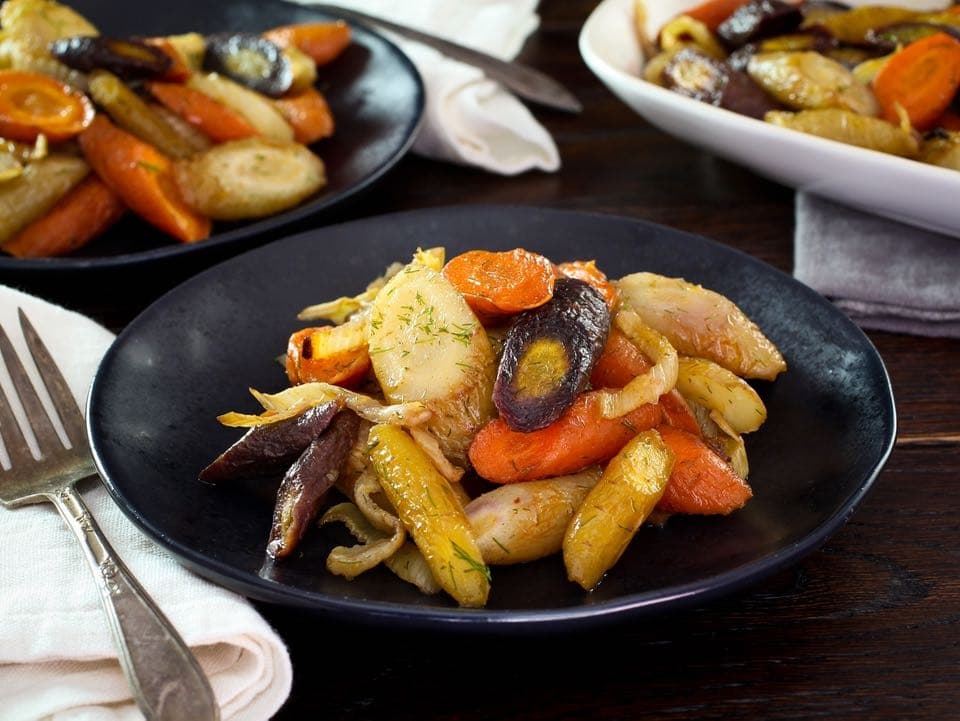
[794, 192, 960, 339]
[298, 0, 560, 175]
[0, 285, 292, 721]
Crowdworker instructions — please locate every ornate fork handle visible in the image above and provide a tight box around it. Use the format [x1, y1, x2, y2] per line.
[48, 482, 220, 721]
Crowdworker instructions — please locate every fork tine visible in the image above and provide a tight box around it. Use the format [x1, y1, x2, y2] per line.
[0, 316, 63, 457]
[17, 308, 87, 450]
[0, 344, 35, 467]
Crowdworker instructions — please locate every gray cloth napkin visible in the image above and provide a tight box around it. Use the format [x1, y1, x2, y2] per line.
[794, 192, 960, 338]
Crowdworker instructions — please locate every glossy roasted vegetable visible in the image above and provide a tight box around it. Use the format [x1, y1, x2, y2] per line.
[494, 278, 610, 432]
[675, 355, 767, 434]
[764, 107, 919, 156]
[267, 410, 360, 559]
[367, 423, 490, 608]
[367, 257, 496, 465]
[663, 47, 780, 118]
[0, 153, 88, 244]
[563, 429, 674, 590]
[203, 32, 293, 98]
[198, 401, 340, 482]
[173, 136, 326, 220]
[717, 0, 804, 49]
[50, 36, 171, 80]
[465, 467, 601, 565]
[87, 69, 195, 158]
[746, 50, 879, 115]
[617, 272, 786, 381]
[186, 71, 294, 141]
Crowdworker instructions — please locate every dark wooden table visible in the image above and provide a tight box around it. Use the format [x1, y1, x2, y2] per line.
[5, 1, 959, 718]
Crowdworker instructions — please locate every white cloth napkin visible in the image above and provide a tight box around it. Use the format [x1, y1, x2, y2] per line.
[299, 0, 560, 175]
[794, 192, 960, 339]
[0, 285, 292, 721]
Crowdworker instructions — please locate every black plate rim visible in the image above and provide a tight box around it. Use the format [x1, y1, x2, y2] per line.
[87, 204, 897, 631]
[0, 1, 425, 274]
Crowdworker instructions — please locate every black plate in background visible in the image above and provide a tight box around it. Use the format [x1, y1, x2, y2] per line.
[87, 206, 896, 631]
[0, 0, 423, 273]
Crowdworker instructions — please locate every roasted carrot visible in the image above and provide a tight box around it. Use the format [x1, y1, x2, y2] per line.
[0, 70, 94, 142]
[589, 328, 700, 434]
[872, 32, 960, 131]
[263, 21, 352, 66]
[146, 82, 259, 143]
[590, 327, 653, 389]
[144, 38, 194, 82]
[442, 248, 556, 323]
[933, 110, 960, 131]
[555, 259, 618, 308]
[655, 425, 752, 515]
[273, 86, 335, 144]
[285, 322, 370, 387]
[680, 0, 752, 31]
[3, 176, 126, 258]
[469, 391, 663, 484]
[78, 115, 211, 243]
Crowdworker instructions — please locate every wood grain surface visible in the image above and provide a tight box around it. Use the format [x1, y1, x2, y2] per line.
[2, 1, 957, 718]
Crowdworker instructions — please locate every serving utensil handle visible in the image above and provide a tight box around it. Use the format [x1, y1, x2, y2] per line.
[49, 483, 220, 721]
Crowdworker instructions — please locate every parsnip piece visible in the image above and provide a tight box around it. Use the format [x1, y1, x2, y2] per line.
[676, 356, 767, 434]
[0, 154, 88, 244]
[617, 272, 786, 380]
[0, 0, 96, 90]
[0, 0, 98, 52]
[563, 430, 674, 591]
[368, 260, 496, 465]
[658, 16, 726, 59]
[595, 308, 678, 419]
[747, 51, 879, 116]
[764, 108, 920, 158]
[368, 423, 490, 607]
[466, 468, 602, 565]
[187, 72, 294, 141]
[173, 137, 325, 220]
[88, 70, 195, 159]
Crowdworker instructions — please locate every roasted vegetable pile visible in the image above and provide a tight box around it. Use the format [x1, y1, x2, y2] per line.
[202, 246, 787, 608]
[638, 0, 960, 170]
[0, 0, 350, 257]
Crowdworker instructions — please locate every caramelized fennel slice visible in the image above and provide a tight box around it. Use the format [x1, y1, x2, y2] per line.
[216, 382, 431, 428]
[595, 308, 678, 419]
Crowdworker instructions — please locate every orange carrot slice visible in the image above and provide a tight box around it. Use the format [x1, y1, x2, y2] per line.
[285, 323, 370, 387]
[3, 176, 126, 258]
[263, 21, 352, 66]
[0, 70, 94, 142]
[273, 86, 335, 144]
[78, 115, 211, 243]
[655, 425, 752, 515]
[682, 0, 752, 30]
[590, 327, 654, 389]
[469, 391, 664, 484]
[442, 248, 556, 323]
[555, 259, 618, 308]
[147, 82, 259, 143]
[872, 32, 960, 131]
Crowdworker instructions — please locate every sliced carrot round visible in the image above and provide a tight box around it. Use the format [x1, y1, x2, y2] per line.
[0, 70, 95, 142]
[442, 248, 555, 323]
[872, 32, 960, 131]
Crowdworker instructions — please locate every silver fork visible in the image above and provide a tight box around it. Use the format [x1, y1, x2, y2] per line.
[0, 308, 219, 721]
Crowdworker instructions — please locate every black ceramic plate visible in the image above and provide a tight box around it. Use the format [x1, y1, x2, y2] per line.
[0, 0, 423, 272]
[87, 206, 896, 631]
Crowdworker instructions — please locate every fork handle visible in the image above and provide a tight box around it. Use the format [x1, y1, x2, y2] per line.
[49, 484, 220, 721]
